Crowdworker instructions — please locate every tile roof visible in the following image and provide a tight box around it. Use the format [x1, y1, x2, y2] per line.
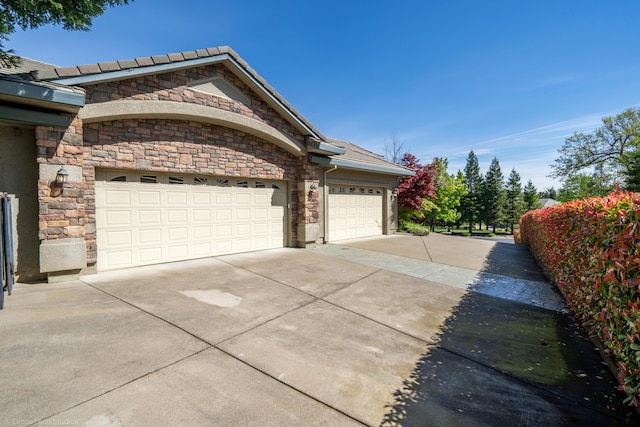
[0, 57, 58, 80]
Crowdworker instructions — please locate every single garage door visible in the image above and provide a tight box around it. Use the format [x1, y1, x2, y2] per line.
[95, 170, 287, 271]
[327, 185, 384, 241]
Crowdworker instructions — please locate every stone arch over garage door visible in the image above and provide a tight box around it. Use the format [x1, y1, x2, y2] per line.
[82, 118, 299, 267]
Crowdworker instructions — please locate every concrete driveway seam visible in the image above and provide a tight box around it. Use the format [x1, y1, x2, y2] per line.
[419, 235, 434, 262]
[81, 279, 218, 347]
[212, 345, 369, 426]
[34, 347, 213, 426]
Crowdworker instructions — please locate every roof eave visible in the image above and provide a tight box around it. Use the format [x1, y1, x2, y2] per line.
[310, 155, 415, 176]
[0, 76, 85, 113]
[305, 136, 346, 155]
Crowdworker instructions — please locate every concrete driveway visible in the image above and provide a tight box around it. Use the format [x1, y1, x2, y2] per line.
[0, 234, 637, 426]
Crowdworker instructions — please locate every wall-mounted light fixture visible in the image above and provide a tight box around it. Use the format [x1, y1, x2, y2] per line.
[50, 166, 69, 197]
[56, 166, 69, 185]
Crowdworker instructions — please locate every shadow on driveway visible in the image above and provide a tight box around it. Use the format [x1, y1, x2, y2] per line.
[380, 242, 638, 426]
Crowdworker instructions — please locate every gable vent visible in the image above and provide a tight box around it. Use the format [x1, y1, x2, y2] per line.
[189, 77, 251, 106]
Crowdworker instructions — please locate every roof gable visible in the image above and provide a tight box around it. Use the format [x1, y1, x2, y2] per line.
[28, 46, 333, 148]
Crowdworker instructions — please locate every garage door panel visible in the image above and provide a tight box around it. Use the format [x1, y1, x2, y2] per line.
[193, 226, 211, 239]
[236, 193, 251, 205]
[216, 209, 232, 221]
[236, 223, 252, 236]
[193, 192, 211, 205]
[138, 191, 161, 205]
[139, 229, 162, 244]
[193, 242, 212, 256]
[104, 230, 131, 246]
[168, 209, 188, 223]
[138, 210, 161, 225]
[139, 247, 162, 263]
[104, 189, 130, 205]
[193, 209, 211, 222]
[96, 172, 287, 271]
[107, 250, 133, 268]
[105, 210, 131, 226]
[167, 191, 188, 204]
[236, 208, 251, 220]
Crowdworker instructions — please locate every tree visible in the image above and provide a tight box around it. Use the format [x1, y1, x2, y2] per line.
[504, 168, 524, 233]
[523, 180, 540, 211]
[480, 157, 505, 233]
[622, 148, 640, 191]
[550, 107, 640, 182]
[460, 150, 481, 233]
[0, 0, 132, 67]
[556, 170, 614, 202]
[396, 153, 437, 224]
[384, 132, 407, 164]
[422, 158, 467, 230]
[539, 187, 557, 200]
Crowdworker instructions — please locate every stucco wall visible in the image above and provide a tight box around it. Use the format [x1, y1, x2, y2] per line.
[0, 125, 42, 281]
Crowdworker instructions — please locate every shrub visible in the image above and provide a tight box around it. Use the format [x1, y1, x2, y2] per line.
[401, 221, 431, 236]
[519, 191, 640, 406]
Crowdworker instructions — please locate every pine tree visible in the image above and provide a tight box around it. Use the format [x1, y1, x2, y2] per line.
[482, 157, 505, 233]
[460, 151, 481, 233]
[523, 180, 540, 211]
[505, 169, 524, 233]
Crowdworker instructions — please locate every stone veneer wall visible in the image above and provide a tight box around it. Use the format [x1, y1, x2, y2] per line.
[84, 64, 301, 144]
[36, 118, 87, 242]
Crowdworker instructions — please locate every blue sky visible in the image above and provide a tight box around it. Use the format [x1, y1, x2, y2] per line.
[8, 0, 640, 190]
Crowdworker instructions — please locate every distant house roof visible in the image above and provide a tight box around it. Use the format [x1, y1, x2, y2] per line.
[539, 198, 561, 208]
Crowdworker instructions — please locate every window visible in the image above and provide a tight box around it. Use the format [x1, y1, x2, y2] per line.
[194, 177, 208, 185]
[109, 176, 127, 182]
[140, 175, 158, 184]
[169, 176, 184, 185]
[255, 182, 266, 188]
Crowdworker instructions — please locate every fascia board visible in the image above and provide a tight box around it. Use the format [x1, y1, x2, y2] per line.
[311, 155, 415, 176]
[0, 105, 71, 127]
[0, 77, 84, 110]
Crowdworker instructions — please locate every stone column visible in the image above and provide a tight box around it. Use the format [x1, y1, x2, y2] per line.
[36, 117, 88, 282]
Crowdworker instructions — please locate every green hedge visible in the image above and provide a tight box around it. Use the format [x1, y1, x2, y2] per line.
[520, 190, 640, 406]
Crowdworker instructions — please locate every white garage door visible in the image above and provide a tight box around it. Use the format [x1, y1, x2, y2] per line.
[96, 170, 287, 271]
[328, 185, 384, 241]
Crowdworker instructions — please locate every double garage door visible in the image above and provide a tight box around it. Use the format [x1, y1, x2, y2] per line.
[327, 185, 384, 241]
[96, 170, 287, 271]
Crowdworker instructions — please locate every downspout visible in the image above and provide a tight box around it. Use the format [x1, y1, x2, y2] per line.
[323, 165, 338, 243]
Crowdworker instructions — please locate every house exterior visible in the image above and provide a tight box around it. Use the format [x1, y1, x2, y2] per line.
[0, 46, 412, 283]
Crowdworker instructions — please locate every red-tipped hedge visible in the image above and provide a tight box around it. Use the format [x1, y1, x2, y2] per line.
[519, 191, 640, 406]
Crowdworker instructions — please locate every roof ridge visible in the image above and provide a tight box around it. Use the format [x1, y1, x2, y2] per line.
[32, 46, 235, 81]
